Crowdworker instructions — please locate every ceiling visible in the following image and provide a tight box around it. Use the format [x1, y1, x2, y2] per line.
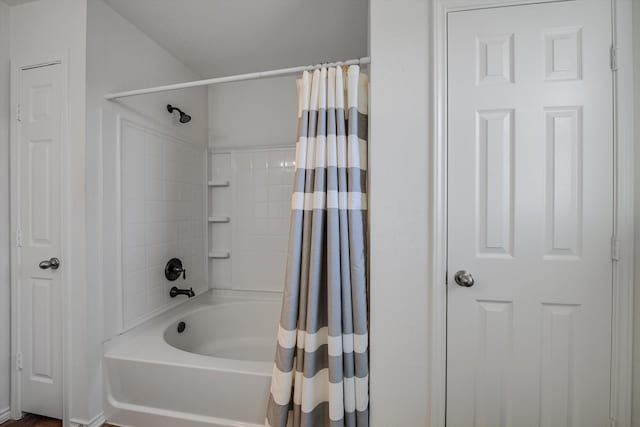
[103, 0, 369, 78]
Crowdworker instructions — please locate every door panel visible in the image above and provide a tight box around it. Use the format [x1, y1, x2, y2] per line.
[446, 1, 612, 426]
[19, 64, 63, 419]
[544, 106, 582, 258]
[477, 108, 514, 257]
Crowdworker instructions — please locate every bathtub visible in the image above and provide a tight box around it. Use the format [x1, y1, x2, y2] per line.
[104, 290, 282, 427]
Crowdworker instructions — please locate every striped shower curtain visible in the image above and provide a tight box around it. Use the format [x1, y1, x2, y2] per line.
[266, 65, 369, 427]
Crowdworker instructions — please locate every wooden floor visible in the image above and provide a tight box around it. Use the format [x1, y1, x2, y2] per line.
[0, 414, 60, 427]
[1, 414, 115, 427]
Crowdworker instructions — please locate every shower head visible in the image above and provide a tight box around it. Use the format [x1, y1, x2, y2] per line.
[167, 104, 192, 124]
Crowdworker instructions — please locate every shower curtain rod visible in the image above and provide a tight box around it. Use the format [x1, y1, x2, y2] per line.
[104, 56, 371, 100]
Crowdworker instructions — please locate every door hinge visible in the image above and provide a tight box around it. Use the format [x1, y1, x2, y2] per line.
[16, 352, 22, 371]
[610, 45, 618, 71]
[611, 237, 621, 262]
[16, 103, 21, 122]
[15, 229, 23, 248]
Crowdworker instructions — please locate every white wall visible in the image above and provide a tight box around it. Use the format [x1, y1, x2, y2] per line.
[208, 76, 297, 149]
[86, 0, 208, 146]
[86, 0, 208, 420]
[86, 0, 208, 338]
[368, 0, 431, 425]
[0, 1, 11, 421]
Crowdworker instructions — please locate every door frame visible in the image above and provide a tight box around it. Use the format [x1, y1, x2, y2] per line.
[9, 54, 71, 425]
[429, 0, 635, 426]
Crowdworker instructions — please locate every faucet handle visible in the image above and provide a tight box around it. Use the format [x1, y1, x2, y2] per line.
[165, 258, 186, 281]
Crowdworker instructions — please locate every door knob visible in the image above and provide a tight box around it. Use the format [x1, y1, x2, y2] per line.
[39, 257, 60, 270]
[454, 270, 474, 287]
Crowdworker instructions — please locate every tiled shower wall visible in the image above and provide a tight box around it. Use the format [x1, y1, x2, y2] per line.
[122, 120, 207, 328]
[209, 147, 295, 292]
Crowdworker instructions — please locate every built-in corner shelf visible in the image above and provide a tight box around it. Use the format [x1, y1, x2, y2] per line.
[207, 152, 232, 268]
[209, 251, 231, 259]
[208, 216, 230, 223]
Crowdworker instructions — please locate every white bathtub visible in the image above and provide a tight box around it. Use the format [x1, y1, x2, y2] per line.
[104, 290, 281, 427]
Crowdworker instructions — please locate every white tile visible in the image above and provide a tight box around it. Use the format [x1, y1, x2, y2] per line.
[177, 151, 191, 183]
[146, 201, 170, 223]
[146, 221, 177, 245]
[123, 175, 145, 201]
[210, 223, 231, 249]
[255, 219, 269, 235]
[254, 153, 269, 169]
[195, 220, 206, 238]
[177, 221, 192, 239]
[267, 170, 281, 185]
[125, 200, 146, 224]
[230, 147, 295, 292]
[146, 137, 164, 182]
[255, 202, 268, 219]
[148, 286, 166, 312]
[212, 153, 232, 181]
[147, 179, 164, 202]
[124, 269, 147, 295]
[268, 201, 282, 219]
[124, 223, 146, 248]
[147, 243, 171, 268]
[122, 123, 206, 330]
[187, 151, 204, 184]
[178, 238, 196, 257]
[253, 168, 267, 181]
[125, 245, 146, 272]
[254, 184, 267, 202]
[210, 260, 232, 289]
[165, 181, 183, 202]
[147, 266, 167, 290]
[164, 144, 182, 182]
[173, 203, 190, 221]
[124, 289, 148, 324]
[268, 186, 281, 202]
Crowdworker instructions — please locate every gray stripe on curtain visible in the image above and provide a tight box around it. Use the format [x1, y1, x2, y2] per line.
[299, 109, 367, 141]
[292, 167, 367, 193]
[267, 66, 369, 427]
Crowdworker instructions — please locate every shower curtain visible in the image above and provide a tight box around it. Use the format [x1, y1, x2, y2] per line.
[266, 65, 369, 427]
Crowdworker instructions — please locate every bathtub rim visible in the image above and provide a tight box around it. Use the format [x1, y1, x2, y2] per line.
[104, 289, 282, 376]
[162, 302, 279, 363]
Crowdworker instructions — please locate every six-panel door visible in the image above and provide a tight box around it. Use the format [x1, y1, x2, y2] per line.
[447, 1, 613, 426]
[19, 63, 63, 419]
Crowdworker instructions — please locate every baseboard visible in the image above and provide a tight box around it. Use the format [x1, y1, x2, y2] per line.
[70, 412, 106, 427]
[0, 407, 11, 424]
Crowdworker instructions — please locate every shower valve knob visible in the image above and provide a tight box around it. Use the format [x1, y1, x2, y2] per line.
[165, 258, 186, 281]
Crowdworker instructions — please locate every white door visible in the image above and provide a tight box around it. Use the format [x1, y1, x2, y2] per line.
[17, 63, 63, 418]
[447, 1, 613, 426]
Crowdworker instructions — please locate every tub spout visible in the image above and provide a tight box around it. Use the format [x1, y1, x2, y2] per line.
[170, 286, 195, 298]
